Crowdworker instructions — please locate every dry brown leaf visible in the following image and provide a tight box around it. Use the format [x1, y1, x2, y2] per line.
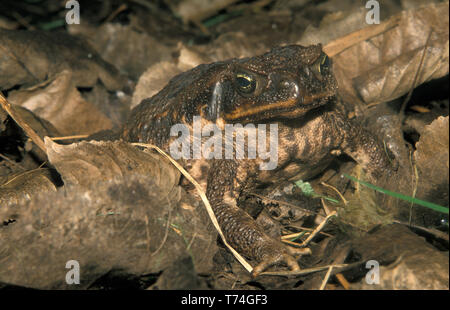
[0, 174, 216, 289]
[0, 140, 219, 289]
[45, 138, 180, 197]
[414, 116, 449, 207]
[0, 103, 59, 164]
[0, 28, 127, 91]
[350, 224, 448, 289]
[0, 103, 59, 140]
[72, 23, 174, 81]
[166, 0, 240, 24]
[0, 168, 57, 206]
[8, 70, 113, 136]
[299, 7, 375, 48]
[0, 16, 18, 30]
[330, 2, 449, 108]
[132, 61, 187, 109]
[191, 31, 269, 62]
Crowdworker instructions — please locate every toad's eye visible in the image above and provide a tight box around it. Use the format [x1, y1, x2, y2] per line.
[315, 54, 330, 74]
[236, 72, 256, 94]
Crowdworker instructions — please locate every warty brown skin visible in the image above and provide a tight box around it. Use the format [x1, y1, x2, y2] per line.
[121, 45, 394, 275]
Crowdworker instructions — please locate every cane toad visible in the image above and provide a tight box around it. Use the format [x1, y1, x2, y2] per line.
[122, 45, 393, 275]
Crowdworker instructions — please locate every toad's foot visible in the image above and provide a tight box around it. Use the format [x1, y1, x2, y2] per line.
[251, 237, 311, 276]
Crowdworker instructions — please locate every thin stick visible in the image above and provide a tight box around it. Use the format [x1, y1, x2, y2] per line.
[399, 30, 433, 119]
[260, 263, 354, 277]
[323, 16, 400, 57]
[300, 211, 337, 247]
[50, 135, 89, 141]
[0, 167, 47, 187]
[320, 181, 348, 205]
[281, 239, 306, 248]
[335, 273, 350, 290]
[319, 266, 334, 290]
[393, 220, 449, 242]
[150, 195, 172, 257]
[321, 197, 332, 216]
[282, 229, 333, 240]
[0, 153, 26, 171]
[103, 4, 128, 24]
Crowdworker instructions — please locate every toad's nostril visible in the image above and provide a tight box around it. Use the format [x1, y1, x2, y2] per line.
[303, 67, 311, 77]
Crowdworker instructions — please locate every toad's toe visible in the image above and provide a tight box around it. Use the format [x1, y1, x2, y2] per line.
[251, 240, 311, 277]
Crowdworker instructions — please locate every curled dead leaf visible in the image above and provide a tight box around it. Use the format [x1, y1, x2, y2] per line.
[329, 2, 449, 108]
[8, 70, 113, 136]
[0, 28, 127, 91]
[0, 102, 59, 163]
[45, 138, 181, 198]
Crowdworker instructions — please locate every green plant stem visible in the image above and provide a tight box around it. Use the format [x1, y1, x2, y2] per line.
[343, 173, 448, 214]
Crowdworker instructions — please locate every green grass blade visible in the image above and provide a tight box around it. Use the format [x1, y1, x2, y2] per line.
[289, 231, 306, 242]
[202, 10, 242, 28]
[39, 19, 65, 30]
[318, 195, 340, 204]
[343, 173, 448, 214]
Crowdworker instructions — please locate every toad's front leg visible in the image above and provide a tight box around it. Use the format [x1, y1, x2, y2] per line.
[206, 159, 309, 276]
[325, 111, 396, 181]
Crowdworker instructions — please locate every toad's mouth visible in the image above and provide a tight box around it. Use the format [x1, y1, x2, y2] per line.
[223, 91, 335, 122]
